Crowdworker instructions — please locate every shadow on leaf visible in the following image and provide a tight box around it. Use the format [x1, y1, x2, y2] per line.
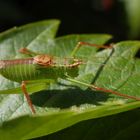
[31, 87, 111, 109]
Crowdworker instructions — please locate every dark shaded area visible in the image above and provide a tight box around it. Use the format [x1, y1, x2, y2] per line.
[135, 48, 140, 58]
[0, 0, 128, 42]
[31, 88, 109, 109]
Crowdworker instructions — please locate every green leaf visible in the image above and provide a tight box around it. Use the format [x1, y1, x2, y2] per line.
[0, 20, 140, 139]
[93, 41, 140, 98]
[44, 108, 140, 140]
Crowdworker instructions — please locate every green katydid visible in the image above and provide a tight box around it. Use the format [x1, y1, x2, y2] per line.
[0, 42, 140, 114]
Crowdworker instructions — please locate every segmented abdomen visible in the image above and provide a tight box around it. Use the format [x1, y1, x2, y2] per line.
[0, 58, 41, 82]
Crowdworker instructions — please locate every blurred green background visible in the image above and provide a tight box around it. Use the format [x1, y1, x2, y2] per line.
[0, 0, 140, 41]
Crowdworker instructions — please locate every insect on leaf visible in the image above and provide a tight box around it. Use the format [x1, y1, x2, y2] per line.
[0, 20, 140, 139]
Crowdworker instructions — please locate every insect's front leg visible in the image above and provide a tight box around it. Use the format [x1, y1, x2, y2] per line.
[71, 42, 113, 57]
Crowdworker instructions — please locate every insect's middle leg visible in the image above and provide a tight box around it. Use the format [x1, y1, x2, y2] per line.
[21, 81, 36, 114]
[71, 41, 113, 57]
[21, 79, 55, 114]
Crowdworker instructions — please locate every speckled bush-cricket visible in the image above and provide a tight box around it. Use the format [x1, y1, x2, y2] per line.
[0, 42, 140, 114]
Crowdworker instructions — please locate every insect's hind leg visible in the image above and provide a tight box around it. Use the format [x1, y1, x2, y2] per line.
[71, 42, 113, 57]
[66, 77, 140, 101]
